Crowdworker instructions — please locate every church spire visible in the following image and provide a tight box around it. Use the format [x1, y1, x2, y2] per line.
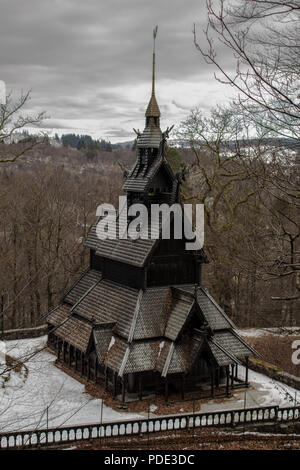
[145, 25, 160, 119]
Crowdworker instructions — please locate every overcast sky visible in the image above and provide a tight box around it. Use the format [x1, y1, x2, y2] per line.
[1, 0, 236, 142]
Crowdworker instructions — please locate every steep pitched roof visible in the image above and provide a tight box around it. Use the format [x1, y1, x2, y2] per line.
[122, 152, 174, 193]
[64, 269, 102, 305]
[177, 286, 235, 330]
[84, 222, 157, 267]
[47, 303, 92, 353]
[72, 279, 140, 339]
[145, 94, 160, 117]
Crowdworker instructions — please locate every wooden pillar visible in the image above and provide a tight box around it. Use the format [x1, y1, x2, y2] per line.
[245, 356, 249, 386]
[87, 356, 91, 381]
[138, 373, 142, 401]
[94, 356, 98, 384]
[104, 366, 108, 391]
[122, 377, 126, 406]
[181, 374, 185, 400]
[113, 372, 117, 399]
[211, 368, 215, 398]
[164, 377, 169, 405]
[81, 352, 84, 377]
[74, 348, 78, 371]
[62, 341, 66, 362]
[57, 340, 61, 361]
[68, 344, 72, 368]
[235, 364, 238, 380]
[226, 366, 230, 397]
[215, 367, 220, 387]
[231, 364, 235, 387]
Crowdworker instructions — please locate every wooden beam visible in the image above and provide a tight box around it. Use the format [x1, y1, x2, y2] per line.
[80, 352, 84, 377]
[211, 368, 215, 398]
[231, 364, 235, 387]
[181, 374, 185, 400]
[164, 377, 169, 405]
[68, 344, 72, 368]
[94, 356, 98, 384]
[226, 366, 230, 396]
[122, 377, 126, 406]
[62, 341, 66, 363]
[87, 357, 91, 381]
[104, 366, 108, 391]
[245, 356, 249, 386]
[138, 374, 142, 401]
[74, 348, 78, 371]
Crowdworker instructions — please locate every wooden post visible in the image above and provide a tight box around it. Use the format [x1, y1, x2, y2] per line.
[231, 364, 235, 387]
[226, 366, 230, 396]
[57, 340, 61, 362]
[94, 356, 98, 384]
[181, 374, 185, 400]
[211, 368, 215, 398]
[81, 352, 84, 377]
[235, 364, 238, 380]
[87, 356, 91, 381]
[68, 344, 72, 368]
[245, 356, 249, 386]
[113, 372, 117, 399]
[164, 377, 169, 405]
[122, 377, 126, 406]
[104, 366, 108, 391]
[74, 348, 78, 371]
[215, 367, 220, 388]
[138, 373, 142, 401]
[62, 341, 66, 362]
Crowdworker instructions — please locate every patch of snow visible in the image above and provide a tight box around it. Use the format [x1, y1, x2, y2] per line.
[158, 341, 165, 358]
[0, 336, 140, 432]
[237, 327, 300, 338]
[108, 336, 115, 351]
[150, 404, 157, 413]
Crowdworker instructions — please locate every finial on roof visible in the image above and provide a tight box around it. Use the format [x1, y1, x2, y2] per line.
[152, 25, 158, 95]
[145, 25, 160, 118]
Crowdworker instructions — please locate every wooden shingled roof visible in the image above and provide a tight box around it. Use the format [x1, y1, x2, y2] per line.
[122, 149, 174, 193]
[84, 222, 157, 267]
[47, 275, 257, 376]
[47, 303, 92, 353]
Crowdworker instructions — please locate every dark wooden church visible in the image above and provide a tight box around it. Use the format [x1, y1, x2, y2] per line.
[46, 33, 257, 404]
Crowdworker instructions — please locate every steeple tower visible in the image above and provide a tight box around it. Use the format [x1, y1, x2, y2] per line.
[123, 26, 175, 198]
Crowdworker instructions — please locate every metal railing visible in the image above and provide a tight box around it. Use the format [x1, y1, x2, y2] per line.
[0, 404, 299, 449]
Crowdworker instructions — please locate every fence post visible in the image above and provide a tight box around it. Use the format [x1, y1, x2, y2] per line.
[186, 415, 190, 433]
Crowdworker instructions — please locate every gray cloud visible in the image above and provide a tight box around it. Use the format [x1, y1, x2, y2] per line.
[1, 0, 236, 141]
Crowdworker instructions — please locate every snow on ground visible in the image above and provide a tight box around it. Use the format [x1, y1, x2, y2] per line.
[0, 336, 300, 432]
[237, 327, 300, 338]
[198, 366, 300, 414]
[0, 336, 140, 432]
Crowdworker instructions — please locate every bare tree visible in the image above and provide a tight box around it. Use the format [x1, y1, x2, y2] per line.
[0, 91, 44, 163]
[194, 0, 300, 139]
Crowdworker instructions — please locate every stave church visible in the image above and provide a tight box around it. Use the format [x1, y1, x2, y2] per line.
[46, 31, 257, 405]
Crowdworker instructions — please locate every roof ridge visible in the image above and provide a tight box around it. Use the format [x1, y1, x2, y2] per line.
[70, 274, 103, 313]
[162, 342, 175, 377]
[128, 290, 143, 343]
[209, 336, 241, 365]
[61, 266, 90, 304]
[230, 328, 260, 357]
[200, 287, 236, 329]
